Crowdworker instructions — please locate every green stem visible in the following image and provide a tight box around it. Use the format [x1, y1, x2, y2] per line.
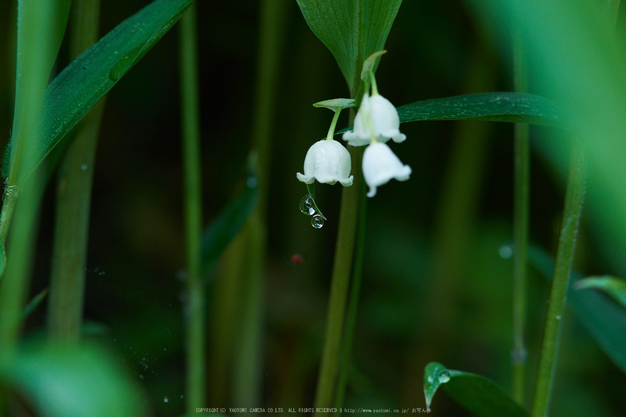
[530, 142, 586, 417]
[0, 188, 19, 248]
[47, 0, 104, 342]
[326, 108, 344, 141]
[313, 129, 361, 414]
[512, 27, 529, 405]
[334, 169, 367, 414]
[179, 3, 205, 411]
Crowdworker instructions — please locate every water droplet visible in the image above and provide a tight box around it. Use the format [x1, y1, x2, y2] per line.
[499, 245, 513, 259]
[556, 315, 561, 320]
[438, 371, 451, 383]
[299, 195, 316, 216]
[163, 397, 169, 403]
[81, 164, 88, 171]
[311, 214, 324, 229]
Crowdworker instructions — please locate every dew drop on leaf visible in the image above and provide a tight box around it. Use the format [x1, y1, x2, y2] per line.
[438, 370, 451, 383]
[311, 214, 324, 229]
[299, 195, 316, 215]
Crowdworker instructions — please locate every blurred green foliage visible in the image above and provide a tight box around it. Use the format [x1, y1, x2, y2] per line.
[0, 0, 624, 416]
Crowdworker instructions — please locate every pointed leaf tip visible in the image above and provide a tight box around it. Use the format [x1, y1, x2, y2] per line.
[423, 362, 450, 409]
[312, 98, 356, 111]
[361, 50, 387, 80]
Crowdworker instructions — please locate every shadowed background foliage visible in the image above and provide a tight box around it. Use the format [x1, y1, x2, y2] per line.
[0, 0, 624, 416]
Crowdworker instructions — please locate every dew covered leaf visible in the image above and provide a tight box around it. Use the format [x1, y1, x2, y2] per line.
[529, 246, 626, 374]
[2, 0, 193, 183]
[201, 175, 259, 277]
[0, 341, 144, 417]
[296, 0, 403, 92]
[424, 362, 528, 417]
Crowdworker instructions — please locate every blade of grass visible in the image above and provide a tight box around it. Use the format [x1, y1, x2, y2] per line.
[512, 26, 530, 406]
[48, 0, 105, 343]
[530, 142, 586, 417]
[179, 3, 205, 411]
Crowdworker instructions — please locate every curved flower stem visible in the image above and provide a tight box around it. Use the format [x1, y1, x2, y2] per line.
[512, 26, 529, 406]
[179, 3, 205, 412]
[530, 142, 586, 417]
[368, 69, 379, 96]
[326, 108, 344, 141]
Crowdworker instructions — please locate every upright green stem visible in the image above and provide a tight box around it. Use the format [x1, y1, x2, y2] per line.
[313, 116, 361, 414]
[179, 3, 205, 411]
[48, 0, 103, 342]
[334, 172, 367, 414]
[531, 143, 586, 417]
[512, 28, 529, 405]
[207, 0, 287, 408]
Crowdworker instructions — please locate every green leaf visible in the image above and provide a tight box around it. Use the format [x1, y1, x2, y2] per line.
[575, 276, 626, 308]
[396, 92, 564, 127]
[312, 98, 356, 111]
[335, 92, 565, 136]
[201, 175, 259, 277]
[424, 362, 528, 417]
[0, 341, 144, 417]
[296, 0, 403, 92]
[529, 246, 626, 374]
[2, 0, 193, 183]
[7, 0, 72, 184]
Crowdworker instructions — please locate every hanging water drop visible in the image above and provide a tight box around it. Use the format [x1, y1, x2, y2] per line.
[311, 214, 324, 229]
[299, 195, 316, 215]
[163, 397, 169, 403]
[438, 371, 451, 383]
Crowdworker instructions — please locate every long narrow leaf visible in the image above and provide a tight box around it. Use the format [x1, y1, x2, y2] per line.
[336, 92, 565, 136]
[424, 362, 528, 417]
[2, 0, 193, 184]
[201, 176, 259, 277]
[529, 246, 626, 374]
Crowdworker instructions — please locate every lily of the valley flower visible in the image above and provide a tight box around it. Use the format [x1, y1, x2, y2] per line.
[342, 92, 406, 146]
[362, 142, 411, 197]
[296, 139, 354, 186]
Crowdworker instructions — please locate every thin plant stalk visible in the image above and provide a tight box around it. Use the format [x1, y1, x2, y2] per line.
[48, 0, 104, 342]
[0, 0, 70, 248]
[512, 27, 530, 405]
[179, 3, 205, 411]
[232, 0, 287, 407]
[530, 142, 586, 417]
[313, 155, 360, 413]
[334, 171, 367, 414]
[208, 0, 288, 407]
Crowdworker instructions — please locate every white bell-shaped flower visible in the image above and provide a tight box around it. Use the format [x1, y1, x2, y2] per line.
[362, 142, 411, 197]
[297, 139, 354, 186]
[342, 93, 406, 147]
